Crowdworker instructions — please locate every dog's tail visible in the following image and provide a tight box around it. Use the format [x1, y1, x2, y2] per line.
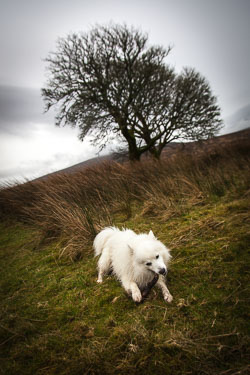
[93, 227, 118, 257]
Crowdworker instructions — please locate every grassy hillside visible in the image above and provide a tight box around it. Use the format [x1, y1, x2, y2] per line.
[0, 135, 249, 374]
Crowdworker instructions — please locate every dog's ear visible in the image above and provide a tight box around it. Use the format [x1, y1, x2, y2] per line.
[128, 244, 134, 256]
[148, 230, 156, 239]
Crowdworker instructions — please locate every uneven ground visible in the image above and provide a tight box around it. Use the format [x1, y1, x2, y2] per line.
[0, 193, 249, 374]
[0, 133, 249, 374]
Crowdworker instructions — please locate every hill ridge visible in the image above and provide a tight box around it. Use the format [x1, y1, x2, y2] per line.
[37, 127, 250, 181]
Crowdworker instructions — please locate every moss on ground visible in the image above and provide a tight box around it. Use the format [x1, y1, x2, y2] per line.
[0, 194, 249, 374]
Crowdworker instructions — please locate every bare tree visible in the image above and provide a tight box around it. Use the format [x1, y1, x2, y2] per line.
[42, 24, 223, 160]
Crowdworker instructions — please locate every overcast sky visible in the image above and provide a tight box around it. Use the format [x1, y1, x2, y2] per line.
[0, 0, 249, 184]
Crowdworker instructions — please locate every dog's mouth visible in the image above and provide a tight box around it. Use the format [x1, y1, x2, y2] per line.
[149, 269, 166, 276]
[148, 268, 167, 276]
[149, 269, 158, 276]
[159, 269, 167, 276]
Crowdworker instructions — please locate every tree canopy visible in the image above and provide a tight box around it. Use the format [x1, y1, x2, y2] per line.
[42, 24, 223, 160]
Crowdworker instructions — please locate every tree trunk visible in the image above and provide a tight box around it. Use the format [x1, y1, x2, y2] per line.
[120, 123, 141, 161]
[149, 146, 161, 159]
[128, 143, 141, 161]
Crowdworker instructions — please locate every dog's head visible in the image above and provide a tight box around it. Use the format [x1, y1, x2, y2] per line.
[129, 230, 171, 276]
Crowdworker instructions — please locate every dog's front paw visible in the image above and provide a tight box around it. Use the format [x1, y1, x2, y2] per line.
[164, 293, 173, 303]
[132, 290, 142, 303]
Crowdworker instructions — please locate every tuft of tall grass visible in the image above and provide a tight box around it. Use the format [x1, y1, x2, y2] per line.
[0, 137, 249, 259]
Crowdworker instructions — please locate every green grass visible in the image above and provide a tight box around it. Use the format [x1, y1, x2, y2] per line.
[1, 192, 249, 374]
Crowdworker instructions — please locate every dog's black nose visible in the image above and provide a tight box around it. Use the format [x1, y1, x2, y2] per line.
[159, 268, 166, 275]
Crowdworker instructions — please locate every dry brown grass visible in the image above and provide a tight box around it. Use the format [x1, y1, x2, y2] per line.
[1, 136, 249, 374]
[0, 137, 249, 260]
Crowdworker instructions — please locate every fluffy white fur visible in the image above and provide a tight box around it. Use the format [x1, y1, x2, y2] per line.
[93, 227, 173, 303]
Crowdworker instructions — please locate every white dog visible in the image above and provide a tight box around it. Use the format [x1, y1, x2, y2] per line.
[93, 227, 173, 303]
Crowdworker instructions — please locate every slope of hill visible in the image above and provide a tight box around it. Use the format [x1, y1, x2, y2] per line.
[0, 129, 249, 374]
[36, 128, 250, 181]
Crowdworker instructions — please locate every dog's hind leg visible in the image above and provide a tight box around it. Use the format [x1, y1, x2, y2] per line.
[97, 247, 111, 283]
[156, 275, 173, 302]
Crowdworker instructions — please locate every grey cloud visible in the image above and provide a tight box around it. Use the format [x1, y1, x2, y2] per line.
[0, 85, 54, 136]
[0, 153, 66, 182]
[0, 149, 96, 185]
[224, 104, 250, 133]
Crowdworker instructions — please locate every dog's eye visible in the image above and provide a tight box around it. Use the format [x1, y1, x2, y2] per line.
[146, 262, 152, 266]
[156, 255, 159, 259]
